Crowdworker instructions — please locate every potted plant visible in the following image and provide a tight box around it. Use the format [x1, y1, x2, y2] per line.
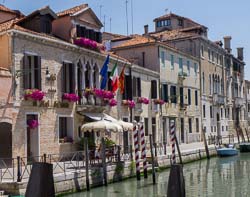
[137, 97, 149, 105]
[24, 89, 45, 106]
[62, 93, 79, 103]
[122, 100, 135, 108]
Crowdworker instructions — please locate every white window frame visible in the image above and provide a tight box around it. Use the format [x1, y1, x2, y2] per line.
[57, 114, 74, 144]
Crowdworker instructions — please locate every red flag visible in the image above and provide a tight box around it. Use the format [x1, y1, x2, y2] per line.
[119, 65, 126, 94]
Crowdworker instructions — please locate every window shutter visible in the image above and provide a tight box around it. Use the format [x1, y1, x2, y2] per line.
[36, 56, 41, 90]
[188, 89, 191, 105]
[76, 25, 81, 37]
[70, 63, 75, 93]
[22, 54, 29, 89]
[151, 80, 157, 99]
[127, 75, 132, 100]
[61, 63, 66, 94]
[180, 87, 184, 105]
[137, 78, 141, 97]
[132, 77, 136, 97]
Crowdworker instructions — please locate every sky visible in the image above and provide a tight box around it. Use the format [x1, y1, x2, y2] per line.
[3, 0, 250, 79]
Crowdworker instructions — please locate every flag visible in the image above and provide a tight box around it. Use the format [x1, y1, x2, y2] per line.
[100, 55, 110, 89]
[119, 65, 126, 94]
[110, 62, 119, 92]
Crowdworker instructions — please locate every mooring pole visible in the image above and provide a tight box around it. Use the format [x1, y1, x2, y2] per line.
[101, 138, 107, 186]
[140, 122, 147, 179]
[170, 120, 176, 164]
[175, 135, 183, 166]
[133, 121, 140, 181]
[202, 128, 210, 159]
[84, 138, 90, 191]
[149, 134, 156, 184]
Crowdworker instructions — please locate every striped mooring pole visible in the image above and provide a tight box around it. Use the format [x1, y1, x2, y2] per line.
[133, 121, 141, 180]
[140, 122, 147, 178]
[170, 120, 176, 164]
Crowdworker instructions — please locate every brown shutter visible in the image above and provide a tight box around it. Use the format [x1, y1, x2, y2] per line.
[61, 62, 66, 94]
[23, 54, 29, 89]
[137, 77, 141, 97]
[132, 77, 136, 97]
[37, 56, 41, 90]
[70, 63, 75, 93]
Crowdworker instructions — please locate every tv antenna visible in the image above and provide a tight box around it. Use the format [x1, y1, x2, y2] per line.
[131, 0, 134, 34]
[125, 0, 129, 35]
[165, 8, 169, 14]
[99, 5, 103, 20]
[2, 0, 5, 4]
[110, 17, 112, 32]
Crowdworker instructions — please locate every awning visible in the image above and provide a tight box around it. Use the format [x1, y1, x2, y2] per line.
[84, 113, 133, 131]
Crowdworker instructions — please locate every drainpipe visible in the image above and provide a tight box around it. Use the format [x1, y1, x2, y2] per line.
[130, 64, 133, 123]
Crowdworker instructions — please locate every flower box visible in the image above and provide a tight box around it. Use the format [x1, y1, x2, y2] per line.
[153, 99, 165, 105]
[109, 98, 117, 107]
[62, 93, 79, 102]
[74, 37, 105, 52]
[122, 100, 135, 108]
[24, 89, 45, 101]
[137, 97, 149, 105]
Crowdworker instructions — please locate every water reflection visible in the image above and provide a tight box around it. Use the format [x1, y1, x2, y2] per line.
[67, 154, 250, 197]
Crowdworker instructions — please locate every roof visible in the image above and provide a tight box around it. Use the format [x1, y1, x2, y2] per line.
[102, 32, 128, 42]
[112, 35, 156, 49]
[0, 4, 20, 15]
[149, 28, 198, 41]
[57, 4, 88, 17]
[17, 6, 57, 24]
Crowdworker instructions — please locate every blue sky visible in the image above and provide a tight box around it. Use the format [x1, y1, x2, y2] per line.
[4, 0, 250, 79]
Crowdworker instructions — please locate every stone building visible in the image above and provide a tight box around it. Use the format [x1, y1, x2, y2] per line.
[0, 5, 135, 159]
[109, 34, 201, 144]
[150, 12, 246, 137]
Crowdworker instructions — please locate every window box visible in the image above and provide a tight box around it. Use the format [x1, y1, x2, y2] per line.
[122, 100, 135, 108]
[74, 37, 105, 52]
[62, 93, 79, 103]
[24, 89, 45, 102]
[137, 97, 149, 105]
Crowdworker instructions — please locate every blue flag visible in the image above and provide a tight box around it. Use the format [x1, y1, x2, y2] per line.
[100, 55, 110, 89]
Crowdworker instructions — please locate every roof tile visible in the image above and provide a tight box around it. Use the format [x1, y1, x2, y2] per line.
[57, 4, 88, 17]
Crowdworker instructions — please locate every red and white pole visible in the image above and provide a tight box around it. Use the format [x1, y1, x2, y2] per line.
[140, 122, 147, 178]
[170, 120, 176, 164]
[133, 121, 140, 180]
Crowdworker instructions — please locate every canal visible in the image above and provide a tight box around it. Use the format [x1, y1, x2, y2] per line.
[66, 153, 250, 197]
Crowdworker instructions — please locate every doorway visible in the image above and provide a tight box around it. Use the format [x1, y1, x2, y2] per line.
[26, 114, 39, 160]
[0, 122, 12, 167]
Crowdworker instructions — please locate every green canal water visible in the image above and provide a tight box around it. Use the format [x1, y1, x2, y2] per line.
[66, 154, 250, 197]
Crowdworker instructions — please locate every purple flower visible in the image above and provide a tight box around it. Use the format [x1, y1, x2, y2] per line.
[24, 89, 45, 101]
[74, 37, 104, 52]
[27, 119, 39, 129]
[137, 97, 149, 105]
[109, 99, 117, 107]
[128, 100, 135, 108]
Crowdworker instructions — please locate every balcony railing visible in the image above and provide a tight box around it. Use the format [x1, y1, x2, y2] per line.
[213, 94, 225, 106]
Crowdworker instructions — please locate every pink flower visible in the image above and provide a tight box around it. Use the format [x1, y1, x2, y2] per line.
[63, 93, 79, 102]
[154, 99, 165, 105]
[128, 100, 135, 108]
[24, 89, 45, 101]
[109, 99, 117, 107]
[27, 119, 39, 129]
[74, 37, 103, 52]
[137, 97, 149, 105]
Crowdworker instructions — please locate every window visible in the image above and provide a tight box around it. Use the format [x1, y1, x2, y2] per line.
[211, 126, 213, 133]
[203, 105, 206, 118]
[132, 77, 141, 97]
[180, 87, 184, 106]
[210, 106, 213, 118]
[189, 118, 192, 133]
[216, 53, 219, 64]
[187, 60, 190, 76]
[161, 51, 165, 67]
[123, 75, 132, 100]
[202, 72, 205, 93]
[23, 55, 41, 90]
[170, 54, 174, 70]
[178, 19, 183, 26]
[170, 86, 177, 103]
[195, 90, 198, 106]
[179, 58, 183, 73]
[226, 126, 228, 131]
[208, 49, 211, 60]
[194, 63, 198, 76]
[157, 21, 161, 27]
[201, 45, 204, 57]
[209, 75, 212, 95]
[164, 19, 171, 26]
[162, 84, 168, 102]
[142, 52, 145, 67]
[144, 118, 148, 136]
[221, 108, 223, 118]
[42, 19, 52, 34]
[61, 62, 75, 94]
[212, 51, 214, 62]
[151, 80, 157, 99]
[152, 118, 156, 143]
[188, 89, 191, 105]
[196, 118, 199, 133]
[204, 126, 206, 133]
[222, 126, 224, 132]
[59, 117, 73, 142]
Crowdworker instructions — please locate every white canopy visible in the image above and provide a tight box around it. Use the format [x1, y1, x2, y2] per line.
[81, 119, 123, 133]
[84, 113, 133, 131]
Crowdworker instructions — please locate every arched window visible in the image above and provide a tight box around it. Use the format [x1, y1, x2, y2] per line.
[202, 72, 205, 93]
[93, 64, 99, 88]
[85, 62, 91, 88]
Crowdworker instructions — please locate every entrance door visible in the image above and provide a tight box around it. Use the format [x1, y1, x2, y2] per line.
[0, 122, 12, 167]
[27, 115, 39, 160]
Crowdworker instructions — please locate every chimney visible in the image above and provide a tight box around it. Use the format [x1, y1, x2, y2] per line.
[223, 36, 232, 53]
[144, 25, 149, 35]
[237, 47, 244, 61]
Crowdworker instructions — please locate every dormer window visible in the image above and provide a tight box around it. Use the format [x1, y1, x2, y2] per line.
[178, 19, 183, 26]
[76, 25, 102, 43]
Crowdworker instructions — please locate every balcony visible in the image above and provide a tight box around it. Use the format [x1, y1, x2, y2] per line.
[234, 97, 245, 107]
[76, 96, 107, 113]
[213, 94, 225, 106]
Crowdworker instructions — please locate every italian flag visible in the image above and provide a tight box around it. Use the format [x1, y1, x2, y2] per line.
[110, 62, 119, 93]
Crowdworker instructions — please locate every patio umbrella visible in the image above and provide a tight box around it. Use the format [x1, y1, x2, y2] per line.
[117, 119, 133, 131]
[81, 119, 123, 133]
